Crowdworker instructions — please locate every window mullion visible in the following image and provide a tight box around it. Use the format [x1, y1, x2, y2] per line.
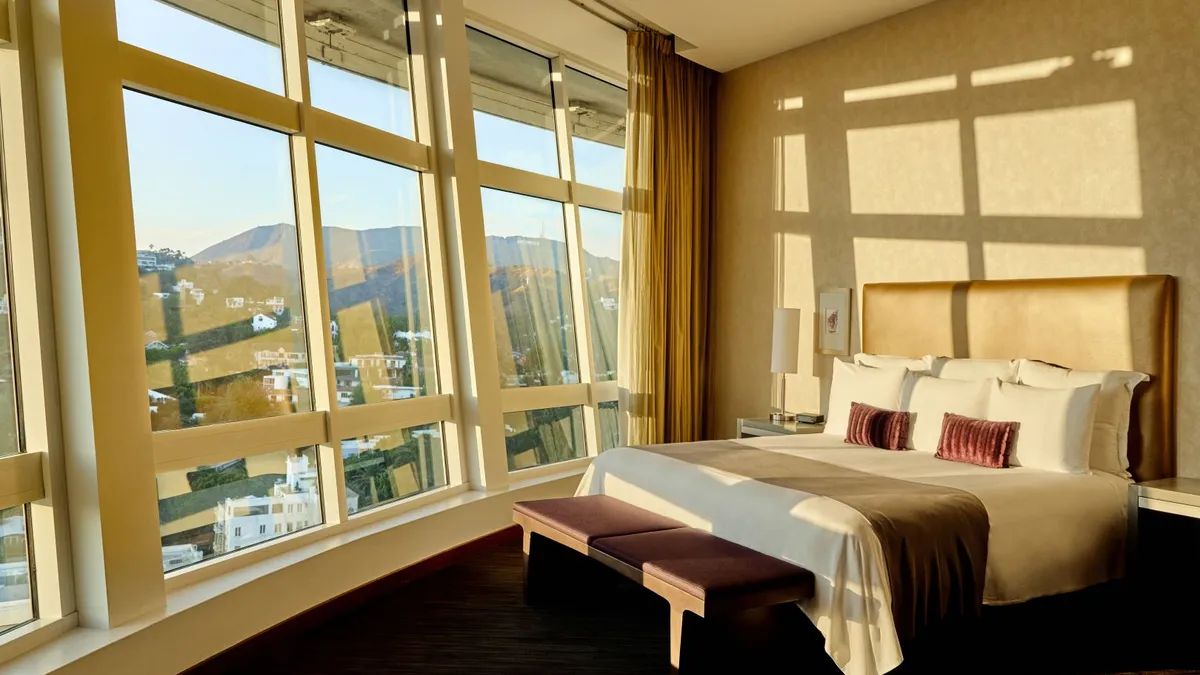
[0, 0, 74, 621]
[279, 0, 346, 525]
[414, 0, 509, 491]
[551, 56, 601, 457]
[405, 0, 467, 488]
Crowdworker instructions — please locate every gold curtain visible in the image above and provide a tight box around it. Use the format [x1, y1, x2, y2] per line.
[619, 32, 716, 445]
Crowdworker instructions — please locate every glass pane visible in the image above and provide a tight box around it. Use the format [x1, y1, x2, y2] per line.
[0, 507, 33, 633]
[315, 145, 436, 406]
[0, 218, 18, 458]
[481, 189, 579, 388]
[341, 423, 445, 515]
[598, 401, 619, 451]
[578, 208, 621, 382]
[566, 68, 626, 191]
[127, 91, 311, 431]
[466, 28, 559, 177]
[505, 406, 585, 471]
[116, 0, 285, 95]
[305, 0, 416, 139]
[157, 447, 321, 573]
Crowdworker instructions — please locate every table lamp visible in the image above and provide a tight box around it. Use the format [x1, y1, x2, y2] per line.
[770, 307, 801, 422]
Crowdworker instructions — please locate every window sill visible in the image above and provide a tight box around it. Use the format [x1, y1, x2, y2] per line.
[0, 469, 585, 675]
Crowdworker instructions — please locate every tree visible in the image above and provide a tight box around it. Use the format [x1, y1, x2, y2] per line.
[350, 381, 366, 406]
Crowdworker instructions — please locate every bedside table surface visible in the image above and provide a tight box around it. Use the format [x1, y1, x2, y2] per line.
[1135, 478, 1200, 509]
[738, 417, 825, 435]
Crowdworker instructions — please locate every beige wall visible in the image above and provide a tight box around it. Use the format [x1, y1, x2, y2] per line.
[709, 0, 1200, 473]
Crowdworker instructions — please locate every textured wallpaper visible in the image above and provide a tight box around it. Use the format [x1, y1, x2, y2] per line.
[709, 0, 1200, 473]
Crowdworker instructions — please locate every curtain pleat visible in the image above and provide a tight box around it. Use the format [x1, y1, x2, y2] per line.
[619, 32, 716, 445]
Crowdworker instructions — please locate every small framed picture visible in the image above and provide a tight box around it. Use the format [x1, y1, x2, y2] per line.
[816, 288, 852, 356]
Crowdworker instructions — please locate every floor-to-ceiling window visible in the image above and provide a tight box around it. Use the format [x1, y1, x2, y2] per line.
[465, 26, 625, 473]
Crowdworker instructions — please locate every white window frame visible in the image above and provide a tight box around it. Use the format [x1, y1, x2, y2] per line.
[462, 18, 625, 479]
[9, 0, 625, 651]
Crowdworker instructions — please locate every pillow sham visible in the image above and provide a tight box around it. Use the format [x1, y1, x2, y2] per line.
[853, 353, 937, 372]
[1016, 359, 1148, 478]
[845, 402, 911, 451]
[986, 379, 1101, 474]
[904, 375, 991, 452]
[825, 360, 908, 437]
[936, 413, 1017, 469]
[935, 358, 1019, 383]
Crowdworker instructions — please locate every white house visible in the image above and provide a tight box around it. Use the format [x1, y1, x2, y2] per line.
[262, 368, 310, 404]
[210, 454, 334, 556]
[172, 279, 194, 293]
[189, 289, 205, 304]
[265, 296, 285, 313]
[225, 297, 245, 309]
[251, 314, 278, 332]
[161, 544, 203, 572]
[148, 389, 175, 403]
[152, 292, 171, 299]
[392, 329, 433, 341]
[145, 340, 170, 350]
[600, 297, 618, 311]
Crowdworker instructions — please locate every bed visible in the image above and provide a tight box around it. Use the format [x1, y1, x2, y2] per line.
[577, 275, 1177, 675]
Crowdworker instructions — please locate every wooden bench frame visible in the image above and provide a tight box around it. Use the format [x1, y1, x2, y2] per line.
[514, 511, 811, 670]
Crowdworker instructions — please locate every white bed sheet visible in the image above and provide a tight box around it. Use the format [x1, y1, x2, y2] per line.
[575, 434, 1129, 675]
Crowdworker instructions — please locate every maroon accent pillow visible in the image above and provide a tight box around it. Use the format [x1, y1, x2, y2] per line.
[935, 413, 1017, 469]
[844, 402, 910, 451]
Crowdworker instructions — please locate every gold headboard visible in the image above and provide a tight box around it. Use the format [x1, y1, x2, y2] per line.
[862, 276, 1177, 482]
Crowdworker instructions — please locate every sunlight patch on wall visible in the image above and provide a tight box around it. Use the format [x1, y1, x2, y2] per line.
[775, 96, 805, 111]
[773, 233, 820, 413]
[982, 242, 1146, 280]
[971, 56, 1074, 87]
[847, 120, 965, 215]
[773, 134, 809, 213]
[843, 74, 957, 103]
[975, 101, 1143, 218]
[1093, 46, 1133, 68]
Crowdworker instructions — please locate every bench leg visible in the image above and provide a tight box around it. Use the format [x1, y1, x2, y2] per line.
[523, 530, 574, 606]
[669, 605, 685, 670]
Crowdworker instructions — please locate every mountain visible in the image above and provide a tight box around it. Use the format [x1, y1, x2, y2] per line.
[192, 224, 426, 269]
[191, 223, 620, 278]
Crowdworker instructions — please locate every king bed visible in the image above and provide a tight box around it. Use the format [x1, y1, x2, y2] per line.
[576, 275, 1177, 675]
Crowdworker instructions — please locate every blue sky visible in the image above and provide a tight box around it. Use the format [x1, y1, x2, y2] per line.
[117, 0, 623, 261]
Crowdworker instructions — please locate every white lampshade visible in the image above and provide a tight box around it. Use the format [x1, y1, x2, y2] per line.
[770, 307, 802, 374]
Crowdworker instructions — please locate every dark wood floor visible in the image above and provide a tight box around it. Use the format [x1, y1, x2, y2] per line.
[190, 536, 1200, 675]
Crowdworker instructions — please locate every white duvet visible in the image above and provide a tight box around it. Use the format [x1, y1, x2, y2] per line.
[575, 434, 1129, 675]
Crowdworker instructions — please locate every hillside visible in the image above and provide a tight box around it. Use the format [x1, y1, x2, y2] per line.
[191, 223, 620, 279]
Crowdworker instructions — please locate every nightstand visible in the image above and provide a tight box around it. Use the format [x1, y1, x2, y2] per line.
[737, 417, 825, 439]
[1128, 478, 1200, 650]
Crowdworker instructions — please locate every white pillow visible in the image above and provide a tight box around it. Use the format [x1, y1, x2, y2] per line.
[854, 353, 938, 372]
[935, 358, 1018, 382]
[1016, 359, 1147, 478]
[903, 375, 991, 452]
[825, 360, 908, 437]
[986, 380, 1101, 474]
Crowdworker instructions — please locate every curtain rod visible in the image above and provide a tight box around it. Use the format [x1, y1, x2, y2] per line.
[565, 0, 664, 34]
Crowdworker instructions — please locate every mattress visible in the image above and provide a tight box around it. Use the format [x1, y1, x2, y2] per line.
[575, 433, 1129, 675]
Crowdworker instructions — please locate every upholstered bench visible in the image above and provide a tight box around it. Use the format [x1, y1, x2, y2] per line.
[514, 496, 815, 671]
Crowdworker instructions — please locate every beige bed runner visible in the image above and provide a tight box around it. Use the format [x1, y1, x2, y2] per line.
[635, 441, 990, 642]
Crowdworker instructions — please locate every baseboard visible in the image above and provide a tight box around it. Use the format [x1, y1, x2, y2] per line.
[182, 524, 522, 675]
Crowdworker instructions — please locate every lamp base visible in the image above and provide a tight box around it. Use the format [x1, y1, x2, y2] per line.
[770, 412, 797, 422]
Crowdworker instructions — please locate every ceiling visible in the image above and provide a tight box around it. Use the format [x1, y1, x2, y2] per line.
[610, 0, 940, 72]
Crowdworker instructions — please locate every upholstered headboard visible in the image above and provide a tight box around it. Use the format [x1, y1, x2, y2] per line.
[862, 275, 1177, 482]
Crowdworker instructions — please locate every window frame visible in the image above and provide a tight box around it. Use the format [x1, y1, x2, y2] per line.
[108, 0, 467, 580]
[464, 19, 624, 476]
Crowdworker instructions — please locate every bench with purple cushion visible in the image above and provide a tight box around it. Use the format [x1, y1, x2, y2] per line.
[513, 495, 815, 671]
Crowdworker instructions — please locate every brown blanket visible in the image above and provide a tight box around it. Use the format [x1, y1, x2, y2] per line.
[635, 441, 989, 642]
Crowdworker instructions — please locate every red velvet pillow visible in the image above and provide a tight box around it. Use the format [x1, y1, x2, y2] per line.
[935, 413, 1017, 468]
[844, 402, 910, 451]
